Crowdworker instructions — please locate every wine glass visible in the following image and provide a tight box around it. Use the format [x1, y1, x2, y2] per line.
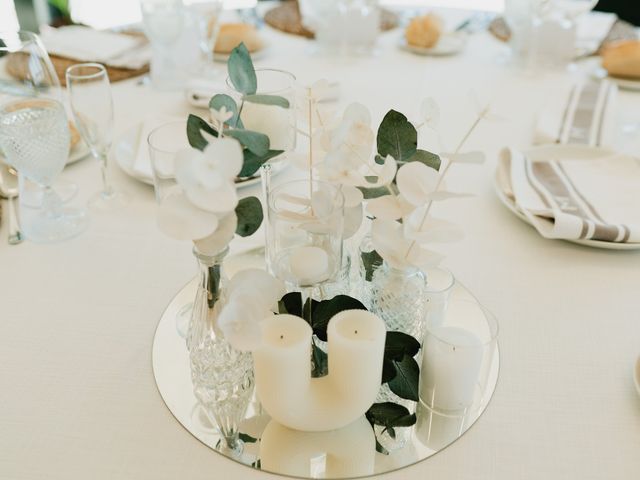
[66, 63, 129, 211]
[140, 0, 186, 90]
[0, 31, 88, 243]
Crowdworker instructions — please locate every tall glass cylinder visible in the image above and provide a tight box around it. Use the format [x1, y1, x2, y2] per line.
[187, 246, 254, 455]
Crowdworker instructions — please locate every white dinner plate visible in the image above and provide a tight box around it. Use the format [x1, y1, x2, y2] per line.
[590, 63, 640, 92]
[494, 144, 640, 251]
[634, 356, 640, 398]
[113, 124, 270, 188]
[399, 32, 467, 57]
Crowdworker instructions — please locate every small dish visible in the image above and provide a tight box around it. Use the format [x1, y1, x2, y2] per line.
[590, 62, 640, 92]
[399, 32, 467, 57]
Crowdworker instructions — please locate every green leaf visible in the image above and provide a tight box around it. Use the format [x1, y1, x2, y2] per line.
[234, 196, 263, 237]
[239, 433, 257, 444]
[358, 186, 389, 200]
[311, 342, 328, 378]
[361, 249, 383, 282]
[311, 295, 368, 342]
[278, 292, 302, 316]
[384, 331, 420, 362]
[366, 402, 417, 428]
[240, 149, 283, 178]
[405, 149, 441, 171]
[375, 438, 389, 455]
[387, 354, 420, 401]
[225, 129, 270, 156]
[209, 94, 243, 128]
[244, 94, 290, 108]
[228, 42, 257, 95]
[186, 114, 217, 151]
[376, 110, 417, 163]
[364, 175, 378, 184]
[382, 358, 397, 383]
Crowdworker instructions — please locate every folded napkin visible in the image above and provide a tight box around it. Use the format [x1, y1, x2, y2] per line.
[133, 115, 184, 179]
[534, 79, 617, 148]
[39, 26, 151, 70]
[498, 147, 640, 243]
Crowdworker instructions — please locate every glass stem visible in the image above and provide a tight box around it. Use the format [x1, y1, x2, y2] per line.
[42, 185, 63, 219]
[260, 162, 272, 273]
[99, 153, 114, 198]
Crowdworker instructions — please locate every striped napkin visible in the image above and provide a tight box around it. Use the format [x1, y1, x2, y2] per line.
[534, 79, 617, 148]
[498, 148, 640, 243]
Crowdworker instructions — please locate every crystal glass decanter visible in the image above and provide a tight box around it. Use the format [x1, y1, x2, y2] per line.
[187, 246, 254, 455]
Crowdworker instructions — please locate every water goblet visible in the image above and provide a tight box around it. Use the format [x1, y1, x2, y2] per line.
[0, 31, 88, 243]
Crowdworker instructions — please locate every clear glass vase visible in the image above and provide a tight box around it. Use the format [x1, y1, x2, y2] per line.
[187, 246, 255, 456]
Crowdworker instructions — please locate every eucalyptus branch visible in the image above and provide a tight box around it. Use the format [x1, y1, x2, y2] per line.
[343, 142, 395, 197]
[308, 91, 314, 212]
[403, 105, 490, 260]
[235, 99, 245, 129]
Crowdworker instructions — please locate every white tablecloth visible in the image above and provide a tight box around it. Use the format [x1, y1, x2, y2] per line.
[1, 11, 640, 480]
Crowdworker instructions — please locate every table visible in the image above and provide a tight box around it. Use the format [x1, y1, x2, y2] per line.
[1, 9, 640, 480]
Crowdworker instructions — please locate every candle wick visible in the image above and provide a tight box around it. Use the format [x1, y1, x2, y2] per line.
[280, 335, 284, 339]
[355, 330, 358, 334]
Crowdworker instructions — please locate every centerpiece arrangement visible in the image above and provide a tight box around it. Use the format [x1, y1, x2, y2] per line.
[150, 42, 497, 462]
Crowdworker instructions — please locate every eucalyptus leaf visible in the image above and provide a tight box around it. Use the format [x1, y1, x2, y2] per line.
[278, 292, 302, 316]
[240, 149, 283, 178]
[358, 186, 390, 200]
[312, 295, 368, 341]
[405, 149, 441, 171]
[361, 249, 383, 282]
[311, 342, 328, 378]
[366, 402, 417, 428]
[375, 439, 389, 456]
[186, 114, 217, 151]
[364, 175, 378, 184]
[225, 129, 270, 156]
[234, 196, 263, 237]
[228, 42, 257, 95]
[209, 94, 243, 128]
[387, 354, 420, 401]
[239, 433, 257, 444]
[244, 94, 290, 108]
[382, 358, 397, 383]
[376, 110, 417, 163]
[384, 331, 420, 361]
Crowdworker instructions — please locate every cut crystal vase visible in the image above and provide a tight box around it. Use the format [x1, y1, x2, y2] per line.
[187, 246, 255, 455]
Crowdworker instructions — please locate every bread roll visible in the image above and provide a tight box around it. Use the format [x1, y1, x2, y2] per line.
[602, 40, 640, 80]
[405, 14, 443, 49]
[215, 23, 264, 54]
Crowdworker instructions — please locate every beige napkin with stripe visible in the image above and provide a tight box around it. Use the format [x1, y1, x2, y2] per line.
[534, 79, 618, 148]
[498, 148, 640, 243]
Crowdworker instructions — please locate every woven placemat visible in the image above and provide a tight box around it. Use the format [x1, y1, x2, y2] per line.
[265, 0, 399, 39]
[5, 51, 148, 86]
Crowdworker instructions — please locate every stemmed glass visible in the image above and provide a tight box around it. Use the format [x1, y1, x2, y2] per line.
[66, 63, 129, 211]
[0, 31, 88, 243]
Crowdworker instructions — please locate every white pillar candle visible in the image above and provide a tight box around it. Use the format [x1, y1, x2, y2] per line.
[240, 101, 292, 151]
[420, 326, 483, 412]
[288, 245, 330, 285]
[260, 417, 375, 478]
[415, 402, 465, 451]
[254, 310, 386, 431]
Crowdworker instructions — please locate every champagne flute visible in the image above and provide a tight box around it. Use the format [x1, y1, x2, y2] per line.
[0, 31, 88, 243]
[66, 63, 129, 211]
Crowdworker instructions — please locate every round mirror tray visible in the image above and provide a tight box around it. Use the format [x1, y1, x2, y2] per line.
[152, 248, 500, 479]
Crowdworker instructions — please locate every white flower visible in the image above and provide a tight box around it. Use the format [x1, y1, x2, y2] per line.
[156, 190, 220, 241]
[174, 137, 243, 213]
[322, 102, 374, 157]
[366, 194, 415, 221]
[210, 105, 234, 126]
[365, 155, 397, 188]
[396, 161, 440, 206]
[192, 212, 238, 256]
[420, 98, 440, 129]
[371, 219, 444, 270]
[217, 269, 285, 351]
